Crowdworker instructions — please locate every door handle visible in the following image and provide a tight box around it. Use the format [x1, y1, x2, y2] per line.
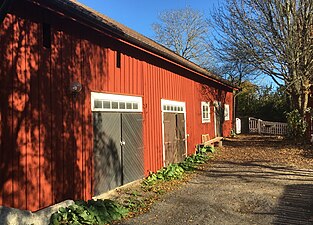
[120, 141, 126, 146]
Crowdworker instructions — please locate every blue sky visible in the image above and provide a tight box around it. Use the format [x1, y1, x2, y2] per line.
[78, 0, 224, 38]
[77, 0, 275, 87]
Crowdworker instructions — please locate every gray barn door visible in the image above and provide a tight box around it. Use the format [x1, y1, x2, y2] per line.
[93, 113, 122, 195]
[122, 113, 144, 184]
[163, 113, 186, 166]
[93, 112, 143, 196]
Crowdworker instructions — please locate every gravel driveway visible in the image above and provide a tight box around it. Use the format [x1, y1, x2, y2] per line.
[118, 136, 313, 225]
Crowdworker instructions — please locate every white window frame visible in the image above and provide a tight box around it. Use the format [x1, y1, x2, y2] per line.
[224, 104, 230, 121]
[201, 102, 210, 123]
[91, 92, 143, 112]
[161, 99, 186, 113]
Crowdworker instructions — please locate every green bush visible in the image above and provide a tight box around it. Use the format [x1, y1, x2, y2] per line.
[143, 163, 185, 186]
[199, 145, 215, 154]
[286, 109, 307, 139]
[49, 199, 128, 225]
[143, 151, 212, 186]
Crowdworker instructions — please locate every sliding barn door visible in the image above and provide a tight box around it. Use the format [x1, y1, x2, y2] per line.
[122, 113, 144, 184]
[93, 112, 144, 196]
[93, 113, 122, 195]
[163, 112, 186, 166]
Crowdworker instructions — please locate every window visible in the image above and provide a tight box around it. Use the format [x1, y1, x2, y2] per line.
[91, 92, 142, 112]
[224, 104, 230, 121]
[116, 51, 121, 68]
[201, 102, 210, 123]
[161, 99, 185, 113]
[43, 23, 51, 49]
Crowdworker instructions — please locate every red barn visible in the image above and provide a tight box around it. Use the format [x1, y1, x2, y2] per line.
[0, 0, 237, 211]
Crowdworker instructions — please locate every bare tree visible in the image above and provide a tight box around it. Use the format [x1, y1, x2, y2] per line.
[212, 58, 260, 87]
[212, 0, 313, 116]
[152, 7, 212, 69]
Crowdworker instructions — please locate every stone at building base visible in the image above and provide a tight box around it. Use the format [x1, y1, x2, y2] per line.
[0, 200, 74, 225]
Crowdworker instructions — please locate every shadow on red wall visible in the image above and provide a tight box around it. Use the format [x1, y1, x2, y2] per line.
[0, 8, 109, 210]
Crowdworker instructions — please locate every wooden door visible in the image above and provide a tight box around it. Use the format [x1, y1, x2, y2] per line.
[214, 102, 222, 137]
[163, 112, 186, 166]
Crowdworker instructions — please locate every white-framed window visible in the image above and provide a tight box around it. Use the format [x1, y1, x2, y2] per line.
[161, 99, 186, 113]
[224, 104, 230, 121]
[201, 102, 210, 123]
[91, 92, 142, 112]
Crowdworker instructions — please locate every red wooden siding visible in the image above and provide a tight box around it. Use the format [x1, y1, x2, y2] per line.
[0, 1, 234, 211]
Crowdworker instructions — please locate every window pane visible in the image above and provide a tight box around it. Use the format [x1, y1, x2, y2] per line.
[133, 103, 139, 109]
[126, 102, 132, 109]
[94, 100, 102, 109]
[103, 101, 110, 109]
[112, 101, 118, 109]
[119, 102, 126, 109]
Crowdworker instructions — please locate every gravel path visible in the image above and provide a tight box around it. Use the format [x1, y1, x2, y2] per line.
[118, 136, 313, 225]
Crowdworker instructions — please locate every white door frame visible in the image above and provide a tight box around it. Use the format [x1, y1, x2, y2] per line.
[213, 101, 222, 137]
[161, 99, 187, 167]
[214, 106, 217, 137]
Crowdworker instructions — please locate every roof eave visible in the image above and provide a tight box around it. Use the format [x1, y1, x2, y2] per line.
[35, 0, 239, 90]
[0, 0, 15, 23]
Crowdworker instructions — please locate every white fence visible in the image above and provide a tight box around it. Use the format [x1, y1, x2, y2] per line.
[236, 118, 241, 134]
[249, 117, 288, 135]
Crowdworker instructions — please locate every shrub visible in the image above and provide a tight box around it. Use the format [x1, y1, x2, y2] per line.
[143, 163, 185, 186]
[49, 199, 128, 225]
[286, 109, 307, 140]
[143, 151, 212, 186]
[199, 145, 215, 154]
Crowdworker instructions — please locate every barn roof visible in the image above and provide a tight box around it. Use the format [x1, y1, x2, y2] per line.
[34, 0, 238, 90]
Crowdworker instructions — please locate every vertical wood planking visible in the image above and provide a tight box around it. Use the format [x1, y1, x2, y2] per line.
[80, 39, 86, 200]
[0, 13, 5, 207]
[63, 32, 73, 200]
[52, 29, 64, 203]
[38, 20, 53, 209]
[12, 15, 20, 208]
[28, 16, 40, 210]
[81, 39, 92, 200]
[72, 36, 83, 199]
[81, 39, 90, 200]
[18, 17, 29, 209]
[0, 3, 235, 210]
[106, 48, 114, 92]
[142, 62, 149, 174]
[2, 13, 14, 208]
[24, 19, 32, 211]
